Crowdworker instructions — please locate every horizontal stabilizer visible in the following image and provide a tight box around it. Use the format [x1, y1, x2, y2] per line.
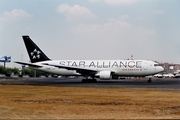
[14, 61, 43, 68]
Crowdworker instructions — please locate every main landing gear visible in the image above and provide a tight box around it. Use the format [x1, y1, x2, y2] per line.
[82, 78, 97, 83]
[148, 78, 152, 83]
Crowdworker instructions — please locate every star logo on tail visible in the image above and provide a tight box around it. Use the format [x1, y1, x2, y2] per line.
[31, 49, 41, 59]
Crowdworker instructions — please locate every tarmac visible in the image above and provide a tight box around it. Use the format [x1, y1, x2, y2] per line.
[0, 76, 180, 91]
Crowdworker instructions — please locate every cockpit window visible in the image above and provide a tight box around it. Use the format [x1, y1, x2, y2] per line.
[154, 64, 162, 67]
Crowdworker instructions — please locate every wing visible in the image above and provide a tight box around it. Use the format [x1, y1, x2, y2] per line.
[14, 61, 43, 68]
[43, 63, 98, 75]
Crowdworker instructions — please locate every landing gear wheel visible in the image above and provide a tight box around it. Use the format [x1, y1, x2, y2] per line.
[82, 79, 86, 83]
[148, 78, 152, 83]
[81, 79, 97, 83]
[92, 79, 97, 82]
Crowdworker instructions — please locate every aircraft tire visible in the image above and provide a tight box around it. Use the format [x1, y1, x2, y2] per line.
[92, 79, 97, 82]
[82, 79, 86, 83]
[82, 79, 97, 83]
[148, 78, 152, 83]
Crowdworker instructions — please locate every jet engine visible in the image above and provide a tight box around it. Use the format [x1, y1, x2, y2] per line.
[99, 71, 112, 80]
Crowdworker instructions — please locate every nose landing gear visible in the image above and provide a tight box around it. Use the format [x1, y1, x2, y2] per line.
[148, 78, 152, 83]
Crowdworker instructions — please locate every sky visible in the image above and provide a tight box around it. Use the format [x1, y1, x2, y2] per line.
[0, 0, 180, 68]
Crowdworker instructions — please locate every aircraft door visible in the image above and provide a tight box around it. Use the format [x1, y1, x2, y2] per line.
[143, 63, 148, 70]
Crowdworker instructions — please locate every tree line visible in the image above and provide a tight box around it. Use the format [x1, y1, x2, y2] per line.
[0, 65, 49, 77]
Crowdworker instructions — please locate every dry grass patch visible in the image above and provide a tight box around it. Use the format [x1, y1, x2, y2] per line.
[0, 85, 180, 119]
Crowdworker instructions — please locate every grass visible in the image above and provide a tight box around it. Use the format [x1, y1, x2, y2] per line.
[0, 84, 180, 119]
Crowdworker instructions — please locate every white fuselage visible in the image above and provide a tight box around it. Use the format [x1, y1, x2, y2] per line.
[29, 60, 164, 77]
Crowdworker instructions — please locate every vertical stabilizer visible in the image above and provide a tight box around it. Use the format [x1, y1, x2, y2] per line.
[22, 36, 50, 63]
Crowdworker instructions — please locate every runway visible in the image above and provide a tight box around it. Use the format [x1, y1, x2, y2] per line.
[0, 77, 180, 91]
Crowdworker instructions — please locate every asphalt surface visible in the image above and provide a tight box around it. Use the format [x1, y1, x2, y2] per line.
[0, 77, 180, 91]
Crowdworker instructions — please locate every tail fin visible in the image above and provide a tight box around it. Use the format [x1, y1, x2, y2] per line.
[22, 36, 50, 63]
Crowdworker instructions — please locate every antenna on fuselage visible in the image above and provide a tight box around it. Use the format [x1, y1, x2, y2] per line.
[130, 55, 133, 60]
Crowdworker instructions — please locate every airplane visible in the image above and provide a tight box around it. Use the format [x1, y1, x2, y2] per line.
[15, 36, 164, 83]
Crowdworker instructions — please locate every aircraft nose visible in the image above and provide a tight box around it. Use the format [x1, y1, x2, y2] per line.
[158, 66, 164, 72]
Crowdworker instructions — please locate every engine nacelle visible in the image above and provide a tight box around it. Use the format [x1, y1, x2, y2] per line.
[99, 71, 112, 80]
